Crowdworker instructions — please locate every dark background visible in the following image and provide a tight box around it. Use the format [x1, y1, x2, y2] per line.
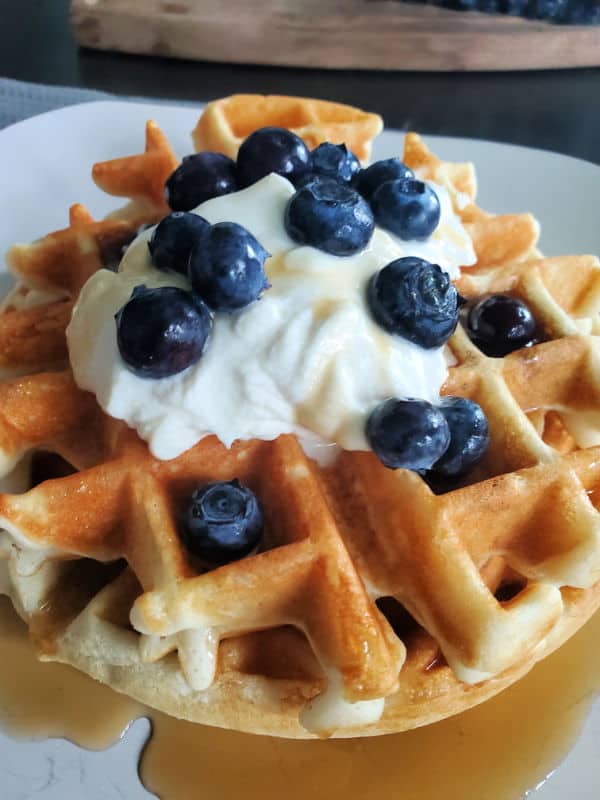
[1, 0, 599, 163]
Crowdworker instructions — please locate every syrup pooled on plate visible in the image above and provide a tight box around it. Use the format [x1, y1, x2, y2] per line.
[0, 597, 141, 748]
[0, 596, 599, 800]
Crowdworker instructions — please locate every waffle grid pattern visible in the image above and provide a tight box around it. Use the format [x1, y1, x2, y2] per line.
[0, 112, 599, 737]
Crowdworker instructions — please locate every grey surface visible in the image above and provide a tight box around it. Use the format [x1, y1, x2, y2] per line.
[0, 77, 196, 131]
[0, 78, 111, 130]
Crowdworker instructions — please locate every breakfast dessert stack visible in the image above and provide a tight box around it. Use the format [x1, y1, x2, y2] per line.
[0, 95, 599, 739]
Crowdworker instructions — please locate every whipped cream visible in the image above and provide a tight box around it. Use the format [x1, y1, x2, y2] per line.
[67, 174, 475, 461]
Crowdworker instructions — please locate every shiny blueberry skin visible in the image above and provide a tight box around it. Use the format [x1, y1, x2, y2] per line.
[165, 152, 238, 212]
[285, 177, 374, 256]
[466, 294, 537, 357]
[429, 397, 489, 478]
[116, 285, 212, 378]
[367, 257, 458, 349]
[148, 212, 210, 275]
[366, 398, 451, 471]
[353, 158, 415, 201]
[310, 142, 361, 184]
[189, 221, 270, 312]
[371, 178, 441, 241]
[183, 480, 264, 565]
[236, 127, 311, 188]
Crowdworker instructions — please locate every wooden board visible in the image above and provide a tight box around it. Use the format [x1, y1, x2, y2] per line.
[71, 0, 600, 71]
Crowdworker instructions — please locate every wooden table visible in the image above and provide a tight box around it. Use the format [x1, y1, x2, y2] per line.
[2, 0, 599, 164]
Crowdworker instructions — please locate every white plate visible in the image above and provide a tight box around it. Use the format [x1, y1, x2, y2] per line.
[0, 101, 599, 800]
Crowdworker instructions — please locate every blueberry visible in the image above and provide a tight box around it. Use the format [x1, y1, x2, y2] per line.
[236, 127, 311, 188]
[371, 178, 441, 241]
[441, 0, 481, 8]
[466, 294, 537, 357]
[441, 0, 500, 8]
[367, 257, 458, 349]
[116, 286, 212, 378]
[148, 212, 210, 275]
[366, 398, 450, 471]
[165, 152, 238, 212]
[353, 158, 415, 202]
[285, 177, 374, 256]
[293, 171, 332, 190]
[498, 0, 529, 13]
[310, 143, 361, 184]
[182, 480, 264, 565]
[189, 222, 270, 312]
[429, 397, 489, 478]
[524, 0, 568, 19]
[562, 1, 600, 23]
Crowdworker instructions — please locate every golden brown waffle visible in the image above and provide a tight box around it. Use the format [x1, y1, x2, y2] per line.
[0, 299, 71, 377]
[403, 133, 542, 268]
[193, 94, 384, 163]
[1, 111, 600, 738]
[8, 204, 140, 295]
[92, 120, 178, 227]
[1, 205, 139, 378]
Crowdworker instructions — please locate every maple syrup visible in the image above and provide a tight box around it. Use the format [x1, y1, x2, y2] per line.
[0, 597, 141, 749]
[0, 595, 599, 800]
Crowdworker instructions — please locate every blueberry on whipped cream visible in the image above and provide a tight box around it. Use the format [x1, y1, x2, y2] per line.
[367, 257, 458, 348]
[428, 397, 489, 479]
[354, 157, 414, 201]
[148, 211, 210, 274]
[67, 143, 477, 462]
[183, 480, 264, 565]
[366, 395, 489, 476]
[189, 221, 270, 312]
[165, 152, 238, 212]
[371, 178, 441, 241]
[310, 142, 361, 184]
[116, 285, 212, 378]
[236, 126, 311, 188]
[285, 177, 374, 255]
[125, 217, 270, 376]
[366, 398, 451, 471]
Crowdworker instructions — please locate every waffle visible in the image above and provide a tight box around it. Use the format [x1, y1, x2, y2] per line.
[0, 108, 599, 739]
[192, 94, 384, 163]
[92, 120, 178, 227]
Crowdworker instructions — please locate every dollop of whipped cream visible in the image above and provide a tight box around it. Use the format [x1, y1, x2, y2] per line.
[67, 173, 475, 461]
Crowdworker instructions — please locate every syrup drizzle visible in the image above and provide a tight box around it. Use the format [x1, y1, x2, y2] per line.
[0, 597, 598, 800]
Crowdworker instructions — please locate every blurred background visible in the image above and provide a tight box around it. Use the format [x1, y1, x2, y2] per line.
[0, 0, 599, 160]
